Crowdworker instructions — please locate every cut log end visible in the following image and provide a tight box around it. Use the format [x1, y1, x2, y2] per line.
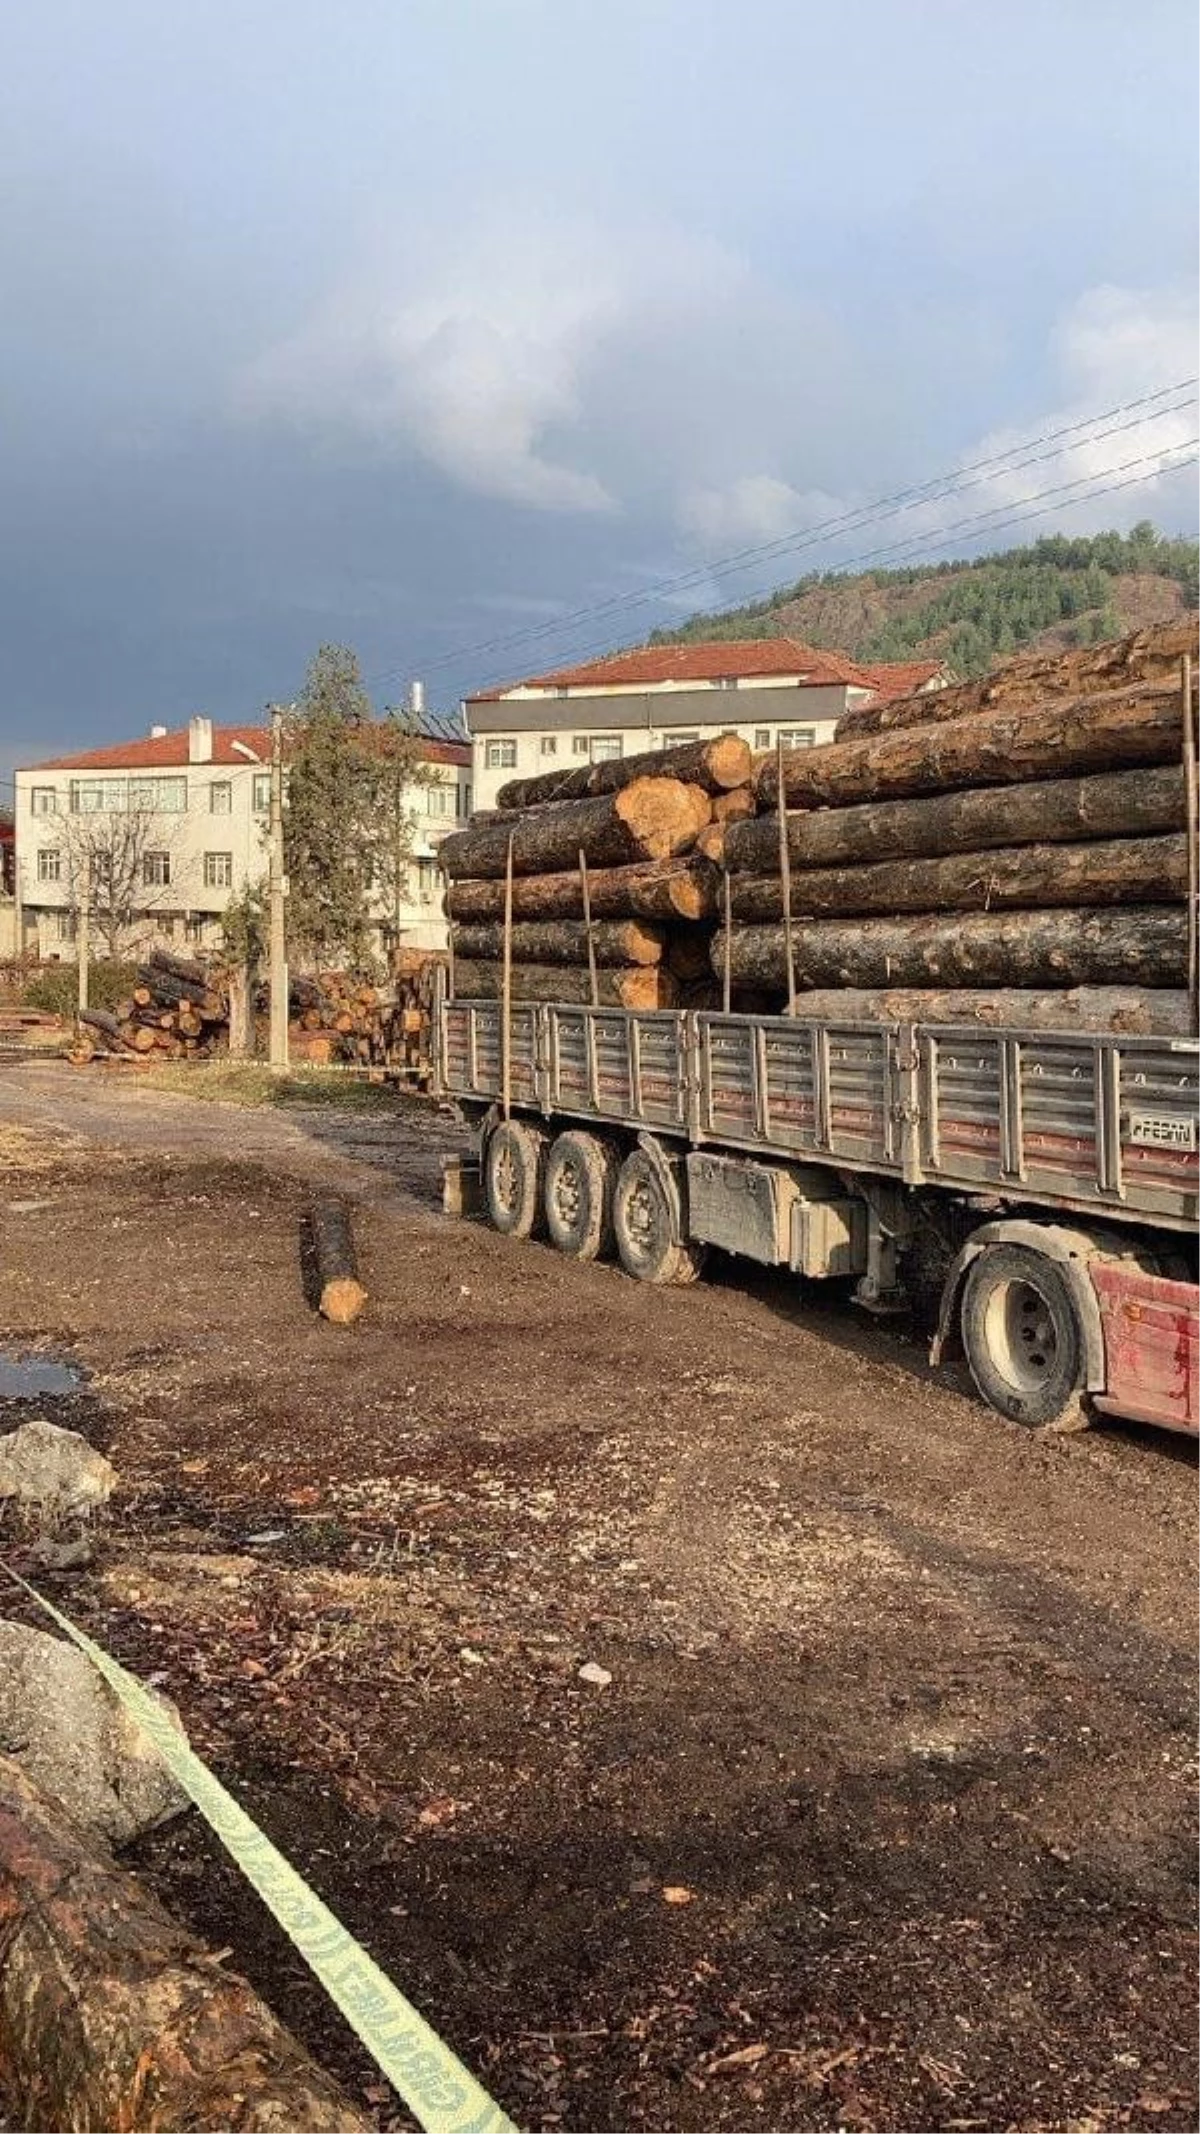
[319, 1275, 368, 1326]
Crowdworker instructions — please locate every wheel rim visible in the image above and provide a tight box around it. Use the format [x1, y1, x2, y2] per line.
[551, 1158, 583, 1233]
[625, 1177, 658, 1259]
[493, 1143, 519, 1216]
[983, 1276, 1060, 1394]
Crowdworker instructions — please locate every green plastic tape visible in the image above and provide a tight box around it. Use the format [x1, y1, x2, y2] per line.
[1, 1563, 516, 2134]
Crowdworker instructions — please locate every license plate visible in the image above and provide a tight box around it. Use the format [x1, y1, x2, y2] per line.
[1129, 1113, 1197, 1150]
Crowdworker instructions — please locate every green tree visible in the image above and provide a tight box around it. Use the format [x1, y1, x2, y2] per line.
[282, 645, 431, 971]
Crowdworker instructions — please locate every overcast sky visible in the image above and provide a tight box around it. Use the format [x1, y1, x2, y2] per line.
[1, 0, 1196, 778]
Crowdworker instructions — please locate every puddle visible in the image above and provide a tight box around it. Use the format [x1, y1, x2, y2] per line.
[0, 1349, 84, 1400]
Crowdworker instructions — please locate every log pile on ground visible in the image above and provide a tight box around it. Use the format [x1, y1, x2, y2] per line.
[441, 737, 753, 1008]
[70, 946, 450, 1074]
[72, 948, 230, 1064]
[715, 620, 1197, 1026]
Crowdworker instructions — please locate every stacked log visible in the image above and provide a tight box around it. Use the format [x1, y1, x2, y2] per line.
[714, 634, 1196, 1025]
[73, 948, 230, 1064]
[442, 741, 755, 1007]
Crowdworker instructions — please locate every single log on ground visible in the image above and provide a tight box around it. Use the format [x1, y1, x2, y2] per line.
[138, 967, 221, 1012]
[0, 1755, 365, 2132]
[712, 907, 1187, 992]
[728, 832, 1187, 921]
[440, 777, 711, 878]
[755, 685, 1184, 810]
[836, 618, 1200, 740]
[309, 1194, 367, 1326]
[727, 763, 1186, 875]
[450, 919, 665, 967]
[453, 959, 679, 1009]
[780, 986, 1196, 1035]
[495, 732, 751, 810]
[446, 854, 720, 923]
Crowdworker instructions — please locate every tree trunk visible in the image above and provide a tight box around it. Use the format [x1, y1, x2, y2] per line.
[453, 960, 679, 1009]
[450, 919, 665, 967]
[712, 907, 1186, 991]
[835, 620, 1199, 740]
[79, 1008, 136, 1050]
[727, 763, 1185, 874]
[148, 945, 211, 988]
[446, 855, 720, 923]
[779, 985, 1195, 1035]
[440, 778, 711, 878]
[309, 1194, 367, 1326]
[227, 966, 251, 1059]
[728, 832, 1187, 920]
[755, 685, 1183, 810]
[495, 733, 751, 810]
[0, 1757, 366, 2132]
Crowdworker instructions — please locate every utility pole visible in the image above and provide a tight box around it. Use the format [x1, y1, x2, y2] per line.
[76, 872, 90, 1023]
[268, 704, 289, 1072]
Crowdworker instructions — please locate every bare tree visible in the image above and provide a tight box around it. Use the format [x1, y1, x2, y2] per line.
[56, 806, 194, 960]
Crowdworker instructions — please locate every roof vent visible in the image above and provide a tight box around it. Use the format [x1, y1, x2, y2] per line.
[149, 724, 168, 739]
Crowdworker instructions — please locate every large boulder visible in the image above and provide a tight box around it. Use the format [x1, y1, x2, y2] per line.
[0, 1621, 187, 1845]
[0, 1419, 115, 1521]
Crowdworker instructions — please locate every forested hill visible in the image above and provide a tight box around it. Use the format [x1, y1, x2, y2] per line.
[651, 523, 1199, 677]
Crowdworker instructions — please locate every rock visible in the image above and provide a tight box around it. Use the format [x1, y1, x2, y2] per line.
[0, 1420, 115, 1521]
[0, 1621, 187, 1845]
[27, 1534, 93, 1571]
[577, 1661, 613, 1688]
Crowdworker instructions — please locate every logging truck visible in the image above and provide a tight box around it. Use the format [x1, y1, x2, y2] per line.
[436, 994, 1199, 1437]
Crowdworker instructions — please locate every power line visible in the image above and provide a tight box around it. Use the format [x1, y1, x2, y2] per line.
[366, 376, 1198, 691]
[467, 441, 1197, 688]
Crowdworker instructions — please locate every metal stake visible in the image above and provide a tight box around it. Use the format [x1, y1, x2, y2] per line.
[501, 833, 514, 1120]
[579, 847, 599, 1008]
[776, 734, 797, 1015]
[1183, 653, 1198, 1024]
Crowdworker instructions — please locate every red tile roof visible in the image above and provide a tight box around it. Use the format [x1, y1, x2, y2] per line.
[856, 659, 949, 703]
[469, 637, 879, 700]
[28, 724, 470, 772]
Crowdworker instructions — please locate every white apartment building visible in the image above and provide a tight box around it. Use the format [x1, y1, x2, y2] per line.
[465, 639, 949, 811]
[14, 713, 471, 961]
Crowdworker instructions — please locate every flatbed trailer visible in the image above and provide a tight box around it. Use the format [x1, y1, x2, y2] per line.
[436, 997, 1199, 1436]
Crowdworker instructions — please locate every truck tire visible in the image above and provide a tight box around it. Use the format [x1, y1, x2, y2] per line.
[960, 1244, 1089, 1430]
[612, 1148, 706, 1286]
[543, 1131, 618, 1262]
[483, 1120, 548, 1239]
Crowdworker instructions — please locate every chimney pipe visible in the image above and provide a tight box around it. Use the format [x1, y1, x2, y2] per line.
[408, 679, 425, 719]
[188, 716, 213, 764]
[149, 724, 168, 739]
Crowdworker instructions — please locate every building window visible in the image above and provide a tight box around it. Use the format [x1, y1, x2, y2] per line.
[36, 849, 62, 882]
[30, 787, 57, 816]
[159, 915, 176, 941]
[426, 783, 456, 818]
[540, 736, 558, 757]
[56, 909, 78, 942]
[754, 728, 772, 750]
[665, 730, 700, 746]
[554, 686, 569, 699]
[209, 781, 232, 814]
[572, 736, 590, 756]
[69, 777, 125, 814]
[203, 852, 233, 888]
[185, 914, 205, 943]
[590, 735, 622, 762]
[780, 727, 817, 750]
[458, 783, 472, 818]
[485, 739, 517, 770]
[142, 851, 171, 887]
[714, 677, 739, 691]
[252, 773, 271, 814]
[416, 859, 437, 899]
[128, 775, 188, 812]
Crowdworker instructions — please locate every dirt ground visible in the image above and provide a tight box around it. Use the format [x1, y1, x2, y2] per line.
[0, 1060, 1195, 2133]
